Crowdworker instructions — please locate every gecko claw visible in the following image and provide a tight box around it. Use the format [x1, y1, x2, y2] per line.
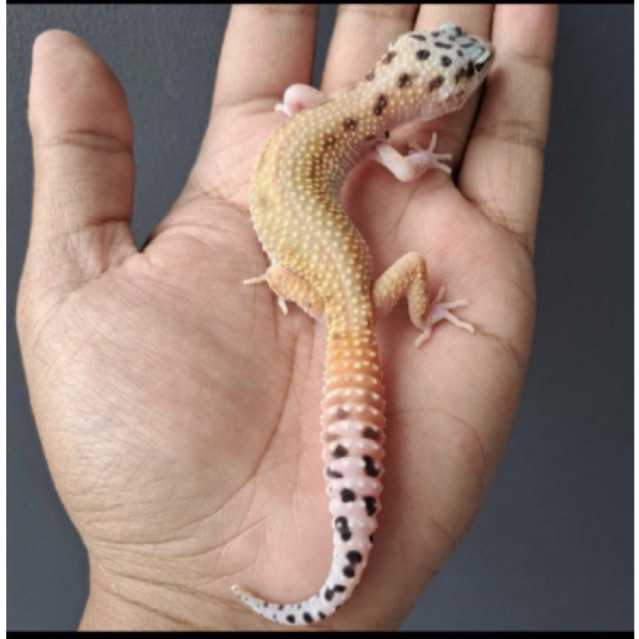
[406, 132, 453, 175]
[243, 274, 269, 285]
[414, 287, 475, 347]
[243, 273, 289, 315]
[277, 296, 289, 315]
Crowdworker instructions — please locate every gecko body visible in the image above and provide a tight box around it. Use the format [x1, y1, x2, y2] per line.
[233, 24, 493, 625]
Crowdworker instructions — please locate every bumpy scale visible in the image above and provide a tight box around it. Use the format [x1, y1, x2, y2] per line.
[233, 24, 494, 625]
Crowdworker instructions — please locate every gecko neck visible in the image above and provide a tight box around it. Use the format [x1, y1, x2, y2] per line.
[324, 81, 428, 185]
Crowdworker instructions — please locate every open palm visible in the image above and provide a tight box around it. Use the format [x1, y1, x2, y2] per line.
[18, 5, 557, 631]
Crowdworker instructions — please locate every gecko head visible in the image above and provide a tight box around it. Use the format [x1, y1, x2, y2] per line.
[387, 23, 494, 120]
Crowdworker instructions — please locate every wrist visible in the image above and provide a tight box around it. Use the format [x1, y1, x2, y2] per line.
[79, 561, 254, 631]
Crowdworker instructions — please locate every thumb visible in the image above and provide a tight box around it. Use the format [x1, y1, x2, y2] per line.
[24, 29, 136, 296]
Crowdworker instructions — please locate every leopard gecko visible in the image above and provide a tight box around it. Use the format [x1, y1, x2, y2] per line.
[233, 23, 494, 626]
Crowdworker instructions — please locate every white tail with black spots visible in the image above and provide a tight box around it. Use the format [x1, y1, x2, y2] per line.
[231, 329, 385, 625]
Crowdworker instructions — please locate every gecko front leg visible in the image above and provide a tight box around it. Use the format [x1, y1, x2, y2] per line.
[274, 86, 453, 183]
[275, 84, 328, 117]
[372, 132, 453, 180]
[372, 251, 474, 347]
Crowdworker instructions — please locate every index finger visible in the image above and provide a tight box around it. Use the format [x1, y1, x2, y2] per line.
[321, 4, 418, 93]
[212, 4, 319, 111]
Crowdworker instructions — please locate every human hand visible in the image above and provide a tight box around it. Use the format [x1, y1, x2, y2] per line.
[18, 4, 557, 630]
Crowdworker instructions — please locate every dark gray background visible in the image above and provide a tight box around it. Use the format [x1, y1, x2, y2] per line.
[7, 4, 633, 631]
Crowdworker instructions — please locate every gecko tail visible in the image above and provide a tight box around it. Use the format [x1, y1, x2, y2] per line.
[230, 583, 331, 626]
[230, 564, 355, 626]
[232, 327, 386, 626]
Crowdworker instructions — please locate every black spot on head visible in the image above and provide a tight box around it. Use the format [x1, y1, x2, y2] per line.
[303, 612, 313, 623]
[373, 94, 388, 117]
[441, 55, 452, 67]
[435, 41, 453, 49]
[343, 565, 356, 578]
[341, 488, 356, 503]
[362, 426, 380, 440]
[475, 61, 485, 73]
[397, 73, 412, 88]
[365, 69, 375, 81]
[410, 33, 426, 41]
[364, 495, 377, 516]
[334, 584, 346, 593]
[428, 76, 445, 92]
[336, 406, 350, 419]
[278, 604, 284, 610]
[363, 455, 379, 477]
[416, 49, 430, 61]
[346, 550, 363, 564]
[325, 587, 334, 601]
[465, 62, 475, 78]
[343, 118, 358, 131]
[318, 612, 326, 620]
[454, 67, 466, 84]
[333, 444, 348, 458]
[286, 614, 295, 623]
[461, 41, 476, 49]
[432, 30, 441, 37]
[382, 50, 396, 64]
[457, 48, 464, 57]
[326, 467, 344, 479]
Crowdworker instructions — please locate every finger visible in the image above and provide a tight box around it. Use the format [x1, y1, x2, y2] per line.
[411, 4, 495, 161]
[184, 5, 319, 207]
[212, 4, 319, 111]
[321, 4, 418, 93]
[27, 29, 136, 288]
[459, 4, 558, 255]
[415, 3, 493, 32]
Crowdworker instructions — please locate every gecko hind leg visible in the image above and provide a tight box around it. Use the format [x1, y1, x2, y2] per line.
[244, 272, 289, 314]
[244, 265, 324, 320]
[372, 251, 474, 347]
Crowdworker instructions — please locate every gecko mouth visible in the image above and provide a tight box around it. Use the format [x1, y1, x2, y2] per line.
[469, 42, 494, 73]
